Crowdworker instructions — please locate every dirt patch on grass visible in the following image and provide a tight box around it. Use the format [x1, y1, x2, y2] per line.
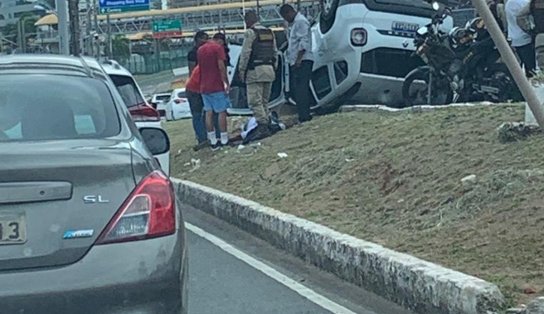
[165, 105, 544, 306]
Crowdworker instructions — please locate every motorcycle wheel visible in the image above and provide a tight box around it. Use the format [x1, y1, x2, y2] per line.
[402, 67, 453, 107]
[486, 64, 523, 102]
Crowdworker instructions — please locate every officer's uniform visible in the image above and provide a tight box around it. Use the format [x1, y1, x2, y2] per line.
[238, 23, 278, 126]
[532, 0, 544, 69]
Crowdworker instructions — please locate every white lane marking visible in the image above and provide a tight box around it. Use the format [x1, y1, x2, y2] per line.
[186, 222, 357, 314]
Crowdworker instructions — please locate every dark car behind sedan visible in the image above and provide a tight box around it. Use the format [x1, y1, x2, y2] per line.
[0, 55, 187, 314]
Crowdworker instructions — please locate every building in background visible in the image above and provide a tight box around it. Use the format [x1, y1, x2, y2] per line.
[0, 0, 38, 28]
[167, 0, 222, 8]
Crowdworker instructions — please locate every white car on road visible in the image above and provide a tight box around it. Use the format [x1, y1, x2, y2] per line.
[165, 88, 192, 121]
[84, 58, 170, 176]
[150, 93, 172, 118]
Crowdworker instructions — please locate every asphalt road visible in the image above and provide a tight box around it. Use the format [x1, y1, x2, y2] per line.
[184, 205, 414, 314]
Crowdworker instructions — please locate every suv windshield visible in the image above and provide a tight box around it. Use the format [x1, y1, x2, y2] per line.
[109, 74, 145, 108]
[0, 74, 120, 142]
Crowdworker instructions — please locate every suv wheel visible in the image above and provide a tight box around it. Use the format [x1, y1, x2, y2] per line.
[319, 0, 339, 33]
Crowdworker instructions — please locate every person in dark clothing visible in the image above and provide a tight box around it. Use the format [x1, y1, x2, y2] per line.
[532, 0, 544, 70]
[186, 31, 220, 151]
[280, 4, 314, 123]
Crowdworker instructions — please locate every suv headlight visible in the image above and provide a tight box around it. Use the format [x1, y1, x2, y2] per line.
[351, 28, 367, 46]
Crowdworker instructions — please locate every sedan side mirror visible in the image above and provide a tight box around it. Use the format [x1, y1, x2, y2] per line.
[139, 127, 170, 156]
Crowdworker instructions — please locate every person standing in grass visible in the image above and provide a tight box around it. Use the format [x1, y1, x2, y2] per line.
[238, 10, 278, 138]
[197, 33, 231, 150]
[506, 0, 537, 77]
[280, 4, 314, 123]
[532, 0, 544, 70]
[186, 31, 209, 151]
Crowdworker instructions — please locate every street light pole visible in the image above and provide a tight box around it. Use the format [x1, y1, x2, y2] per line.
[56, 0, 70, 55]
[93, 0, 100, 58]
[86, 0, 92, 55]
[107, 13, 112, 59]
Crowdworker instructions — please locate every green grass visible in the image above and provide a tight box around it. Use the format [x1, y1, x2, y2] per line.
[165, 105, 544, 306]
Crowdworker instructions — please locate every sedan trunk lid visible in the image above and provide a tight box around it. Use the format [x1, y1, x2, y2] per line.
[0, 140, 135, 271]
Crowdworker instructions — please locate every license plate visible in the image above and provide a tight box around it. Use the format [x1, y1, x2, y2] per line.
[392, 21, 420, 33]
[0, 215, 27, 245]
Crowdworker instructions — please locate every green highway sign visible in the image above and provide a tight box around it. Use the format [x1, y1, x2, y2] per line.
[152, 19, 183, 39]
[153, 20, 183, 33]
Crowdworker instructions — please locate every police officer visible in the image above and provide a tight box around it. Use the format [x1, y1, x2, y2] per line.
[532, 0, 544, 70]
[238, 10, 278, 137]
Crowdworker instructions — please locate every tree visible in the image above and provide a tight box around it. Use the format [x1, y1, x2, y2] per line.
[112, 35, 131, 62]
[0, 13, 38, 51]
[0, 23, 18, 42]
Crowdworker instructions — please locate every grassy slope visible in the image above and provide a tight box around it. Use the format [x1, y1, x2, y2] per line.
[166, 105, 544, 306]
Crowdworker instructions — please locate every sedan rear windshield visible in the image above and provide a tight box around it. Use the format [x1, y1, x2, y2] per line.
[0, 74, 120, 142]
[109, 74, 145, 108]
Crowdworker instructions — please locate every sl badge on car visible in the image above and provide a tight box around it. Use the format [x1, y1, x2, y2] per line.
[83, 195, 110, 204]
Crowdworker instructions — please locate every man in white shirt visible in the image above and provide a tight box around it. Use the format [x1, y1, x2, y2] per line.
[280, 4, 314, 123]
[506, 0, 537, 76]
[532, 0, 544, 70]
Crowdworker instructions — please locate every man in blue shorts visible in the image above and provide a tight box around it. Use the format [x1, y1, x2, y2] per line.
[197, 33, 231, 150]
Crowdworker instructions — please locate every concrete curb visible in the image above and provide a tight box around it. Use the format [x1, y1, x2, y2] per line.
[174, 179, 505, 314]
[340, 102, 520, 113]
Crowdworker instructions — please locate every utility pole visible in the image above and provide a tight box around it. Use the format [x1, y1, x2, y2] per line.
[471, 0, 544, 128]
[93, 0, 100, 58]
[107, 13, 112, 59]
[56, 0, 70, 55]
[86, 0, 92, 55]
[256, 0, 260, 19]
[17, 18, 23, 53]
[69, 0, 81, 55]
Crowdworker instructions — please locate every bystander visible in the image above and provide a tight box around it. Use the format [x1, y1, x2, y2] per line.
[532, 0, 544, 70]
[238, 11, 278, 138]
[506, 0, 537, 77]
[197, 33, 231, 150]
[280, 4, 314, 123]
[186, 31, 209, 150]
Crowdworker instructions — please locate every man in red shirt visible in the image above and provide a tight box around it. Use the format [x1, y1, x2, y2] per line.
[197, 33, 231, 150]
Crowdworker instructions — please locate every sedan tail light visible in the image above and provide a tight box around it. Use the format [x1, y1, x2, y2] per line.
[351, 28, 367, 46]
[96, 171, 176, 245]
[129, 103, 160, 122]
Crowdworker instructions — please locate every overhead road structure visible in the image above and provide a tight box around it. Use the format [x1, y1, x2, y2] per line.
[93, 0, 319, 36]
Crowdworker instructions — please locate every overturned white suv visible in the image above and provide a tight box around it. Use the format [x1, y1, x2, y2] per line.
[310, 0, 453, 110]
[227, 0, 453, 114]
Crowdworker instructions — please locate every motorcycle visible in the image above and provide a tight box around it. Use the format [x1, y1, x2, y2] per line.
[401, 1, 522, 107]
